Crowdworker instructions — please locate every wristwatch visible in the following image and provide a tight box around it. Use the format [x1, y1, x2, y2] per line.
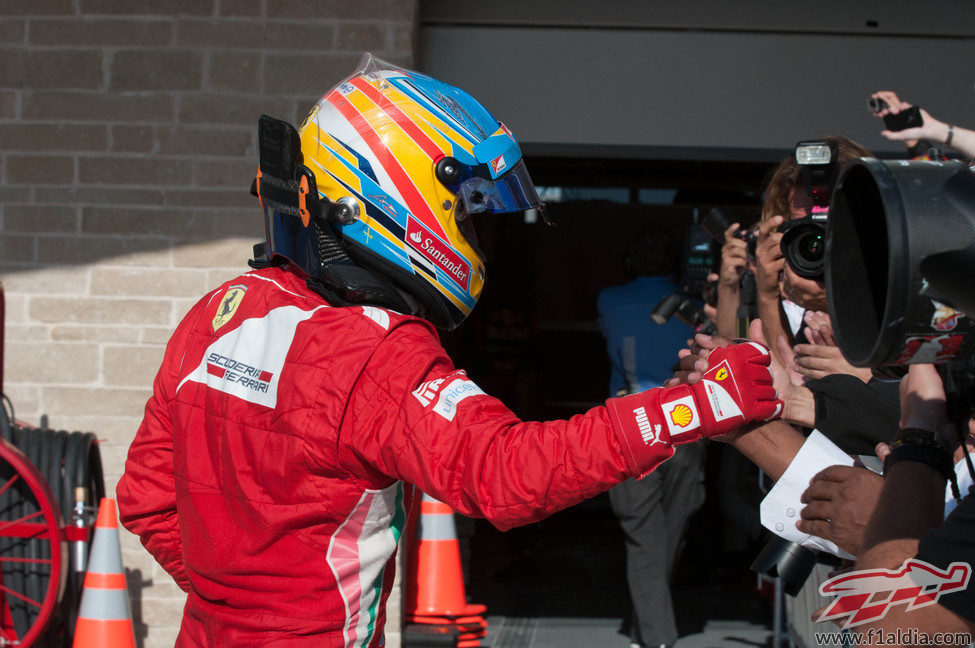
[883, 428, 955, 481]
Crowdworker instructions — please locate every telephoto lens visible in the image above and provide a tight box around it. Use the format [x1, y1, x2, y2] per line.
[650, 294, 684, 325]
[703, 207, 735, 245]
[826, 158, 975, 366]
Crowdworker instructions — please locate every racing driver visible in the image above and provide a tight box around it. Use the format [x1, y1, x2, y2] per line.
[117, 54, 782, 647]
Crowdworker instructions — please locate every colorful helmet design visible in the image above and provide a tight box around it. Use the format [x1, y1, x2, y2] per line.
[287, 53, 542, 329]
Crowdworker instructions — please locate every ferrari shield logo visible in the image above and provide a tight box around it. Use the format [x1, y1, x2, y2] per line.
[212, 285, 247, 331]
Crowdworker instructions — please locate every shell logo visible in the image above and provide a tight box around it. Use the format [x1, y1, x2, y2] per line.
[669, 404, 694, 428]
[715, 368, 728, 381]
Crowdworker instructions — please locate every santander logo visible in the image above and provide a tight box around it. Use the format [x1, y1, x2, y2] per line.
[407, 220, 471, 289]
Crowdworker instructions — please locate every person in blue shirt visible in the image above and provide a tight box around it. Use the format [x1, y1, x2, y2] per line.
[597, 227, 706, 648]
[597, 230, 696, 395]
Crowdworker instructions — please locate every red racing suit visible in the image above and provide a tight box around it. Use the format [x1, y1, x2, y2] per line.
[117, 266, 775, 647]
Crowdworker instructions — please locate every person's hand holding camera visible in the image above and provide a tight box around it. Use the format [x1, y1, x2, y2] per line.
[711, 223, 749, 338]
[870, 90, 924, 148]
[870, 90, 975, 160]
[781, 263, 828, 312]
[719, 223, 748, 289]
[754, 216, 785, 301]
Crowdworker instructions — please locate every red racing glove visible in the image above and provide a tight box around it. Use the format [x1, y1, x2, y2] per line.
[607, 341, 783, 476]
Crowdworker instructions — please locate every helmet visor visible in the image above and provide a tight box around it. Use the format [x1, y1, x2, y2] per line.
[456, 160, 542, 215]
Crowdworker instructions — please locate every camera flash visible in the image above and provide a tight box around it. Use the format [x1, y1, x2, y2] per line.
[796, 144, 832, 166]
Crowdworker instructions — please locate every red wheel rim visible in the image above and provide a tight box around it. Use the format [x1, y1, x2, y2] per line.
[0, 439, 64, 646]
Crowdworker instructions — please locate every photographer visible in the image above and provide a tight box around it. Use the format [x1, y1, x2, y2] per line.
[599, 228, 693, 396]
[716, 150, 975, 639]
[797, 150, 975, 640]
[752, 138, 913, 457]
[754, 136, 871, 375]
[871, 90, 975, 162]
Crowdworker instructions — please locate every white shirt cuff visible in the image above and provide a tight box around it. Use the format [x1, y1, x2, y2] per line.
[760, 429, 855, 560]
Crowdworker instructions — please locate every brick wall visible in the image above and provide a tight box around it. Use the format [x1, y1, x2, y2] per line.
[0, 2, 416, 645]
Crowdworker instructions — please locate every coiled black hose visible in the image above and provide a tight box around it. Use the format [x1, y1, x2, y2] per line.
[0, 397, 105, 645]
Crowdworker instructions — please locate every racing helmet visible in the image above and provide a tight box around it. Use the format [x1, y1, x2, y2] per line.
[255, 53, 542, 330]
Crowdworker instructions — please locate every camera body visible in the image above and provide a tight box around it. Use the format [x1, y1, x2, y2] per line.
[702, 206, 758, 260]
[650, 294, 716, 333]
[884, 105, 923, 132]
[734, 228, 759, 261]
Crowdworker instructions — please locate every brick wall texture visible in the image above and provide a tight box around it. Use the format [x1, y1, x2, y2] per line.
[0, 1, 416, 645]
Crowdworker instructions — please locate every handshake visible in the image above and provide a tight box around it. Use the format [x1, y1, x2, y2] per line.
[608, 332, 783, 476]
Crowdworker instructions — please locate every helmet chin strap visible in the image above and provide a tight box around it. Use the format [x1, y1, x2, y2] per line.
[309, 218, 414, 315]
[394, 287, 424, 318]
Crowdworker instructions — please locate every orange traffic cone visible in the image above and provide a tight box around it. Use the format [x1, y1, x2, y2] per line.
[405, 493, 487, 647]
[406, 493, 486, 619]
[73, 499, 136, 648]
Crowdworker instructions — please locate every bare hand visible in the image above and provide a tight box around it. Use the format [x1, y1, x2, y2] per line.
[748, 319, 793, 399]
[719, 223, 748, 288]
[797, 465, 884, 556]
[665, 322, 787, 446]
[774, 334, 805, 387]
[803, 311, 831, 344]
[666, 333, 733, 387]
[881, 107, 946, 144]
[674, 320, 787, 445]
[755, 216, 785, 299]
[871, 90, 920, 148]
[870, 90, 911, 118]
[781, 263, 827, 312]
[871, 91, 948, 148]
[792, 343, 873, 384]
[703, 302, 717, 323]
[875, 442, 891, 463]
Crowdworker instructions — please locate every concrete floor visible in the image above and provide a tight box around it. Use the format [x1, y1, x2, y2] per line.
[487, 616, 771, 648]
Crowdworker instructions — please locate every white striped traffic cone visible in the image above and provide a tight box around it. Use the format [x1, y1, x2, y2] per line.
[405, 493, 487, 647]
[72, 498, 136, 648]
[406, 493, 486, 619]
